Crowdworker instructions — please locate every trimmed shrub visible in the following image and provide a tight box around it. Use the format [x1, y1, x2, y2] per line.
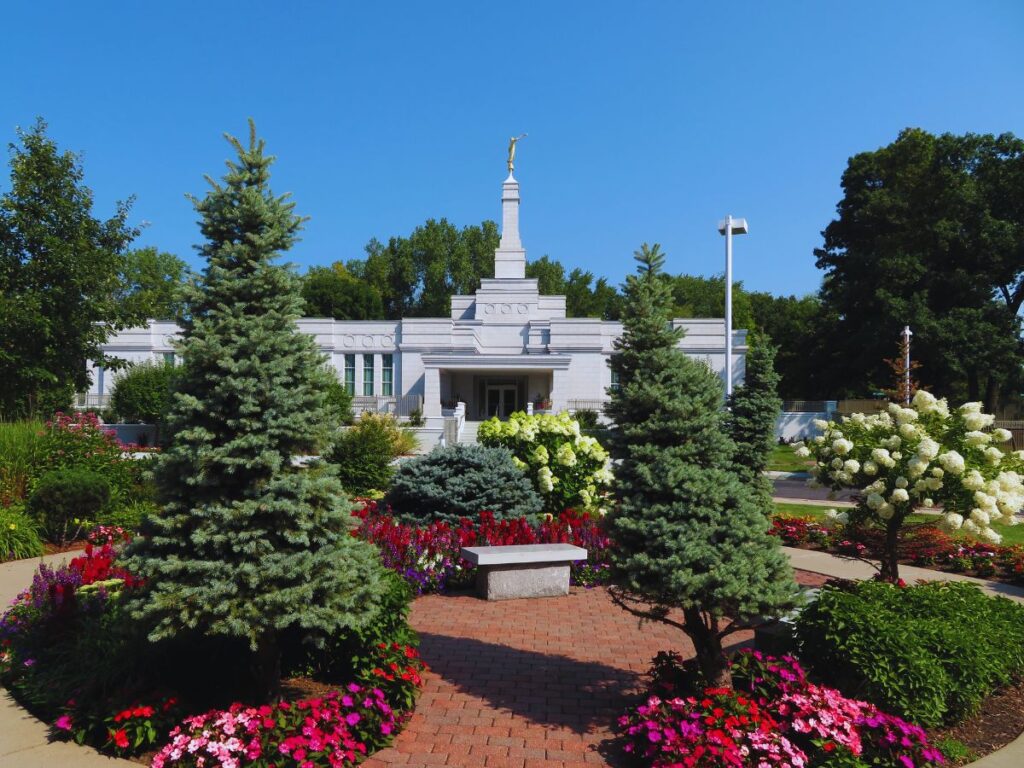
[796, 580, 1024, 726]
[385, 444, 543, 524]
[329, 413, 418, 495]
[0, 504, 44, 560]
[477, 411, 612, 512]
[109, 361, 177, 425]
[324, 375, 354, 426]
[28, 469, 110, 545]
[573, 409, 600, 430]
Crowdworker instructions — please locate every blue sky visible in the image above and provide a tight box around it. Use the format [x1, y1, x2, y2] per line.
[2, 1, 1022, 297]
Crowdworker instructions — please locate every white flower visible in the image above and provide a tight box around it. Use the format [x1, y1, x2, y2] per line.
[963, 519, 981, 535]
[843, 459, 860, 474]
[795, 445, 811, 458]
[964, 411, 995, 431]
[863, 460, 879, 476]
[938, 451, 965, 475]
[917, 438, 940, 460]
[831, 457, 844, 470]
[960, 401, 983, 414]
[899, 422, 921, 439]
[813, 419, 829, 431]
[963, 470, 986, 491]
[877, 503, 895, 520]
[823, 508, 850, 528]
[923, 497, 934, 508]
[832, 438, 854, 456]
[907, 457, 929, 478]
[866, 492, 884, 510]
[992, 428, 1013, 444]
[985, 446, 1004, 465]
[895, 476, 909, 489]
[982, 527, 1003, 545]
[912, 390, 937, 410]
[970, 508, 990, 526]
[964, 431, 991, 447]
[930, 467, 944, 477]
[940, 513, 964, 531]
[890, 488, 910, 504]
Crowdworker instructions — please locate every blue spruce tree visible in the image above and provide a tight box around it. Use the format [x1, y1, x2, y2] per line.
[122, 122, 391, 701]
[606, 244, 797, 686]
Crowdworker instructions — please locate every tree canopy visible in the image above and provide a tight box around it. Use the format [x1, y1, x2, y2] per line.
[0, 119, 138, 417]
[117, 246, 190, 322]
[814, 128, 1024, 409]
[301, 262, 384, 319]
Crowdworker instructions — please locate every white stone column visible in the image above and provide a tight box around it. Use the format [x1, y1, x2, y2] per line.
[550, 368, 568, 413]
[423, 367, 442, 418]
[494, 175, 526, 279]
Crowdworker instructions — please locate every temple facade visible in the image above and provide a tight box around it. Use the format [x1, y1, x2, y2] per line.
[85, 169, 746, 446]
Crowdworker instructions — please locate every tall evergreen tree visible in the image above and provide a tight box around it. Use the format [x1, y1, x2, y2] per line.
[122, 122, 391, 702]
[606, 244, 797, 686]
[726, 336, 783, 503]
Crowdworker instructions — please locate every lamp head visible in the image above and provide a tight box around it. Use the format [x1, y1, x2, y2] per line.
[717, 217, 749, 235]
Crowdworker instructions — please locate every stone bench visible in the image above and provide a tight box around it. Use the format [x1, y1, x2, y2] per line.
[460, 543, 588, 600]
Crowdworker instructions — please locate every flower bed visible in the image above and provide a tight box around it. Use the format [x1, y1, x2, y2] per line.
[351, 502, 611, 593]
[1, 529, 426, 766]
[770, 514, 1024, 584]
[620, 649, 946, 767]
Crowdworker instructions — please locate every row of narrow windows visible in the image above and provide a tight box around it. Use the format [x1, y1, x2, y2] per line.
[343, 353, 394, 397]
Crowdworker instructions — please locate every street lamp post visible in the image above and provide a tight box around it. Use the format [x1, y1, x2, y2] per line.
[717, 215, 748, 397]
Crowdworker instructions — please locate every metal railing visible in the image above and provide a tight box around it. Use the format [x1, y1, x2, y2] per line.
[352, 394, 423, 419]
[994, 420, 1024, 451]
[781, 400, 835, 413]
[74, 393, 111, 409]
[567, 399, 610, 414]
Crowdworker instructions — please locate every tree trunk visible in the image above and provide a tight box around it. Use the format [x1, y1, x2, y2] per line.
[878, 519, 901, 583]
[984, 376, 1000, 415]
[253, 631, 281, 703]
[683, 608, 731, 688]
[967, 367, 980, 402]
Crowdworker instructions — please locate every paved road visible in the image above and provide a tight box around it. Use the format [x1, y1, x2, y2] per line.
[773, 477, 857, 503]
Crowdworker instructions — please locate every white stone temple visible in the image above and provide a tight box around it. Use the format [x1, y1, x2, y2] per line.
[84, 167, 747, 448]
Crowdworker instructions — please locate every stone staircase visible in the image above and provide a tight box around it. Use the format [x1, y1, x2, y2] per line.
[459, 420, 482, 445]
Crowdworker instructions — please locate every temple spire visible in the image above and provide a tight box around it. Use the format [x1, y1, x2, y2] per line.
[494, 141, 526, 279]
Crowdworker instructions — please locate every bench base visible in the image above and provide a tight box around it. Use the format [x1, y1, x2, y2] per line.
[476, 563, 570, 600]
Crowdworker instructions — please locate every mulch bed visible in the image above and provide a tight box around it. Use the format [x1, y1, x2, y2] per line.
[931, 678, 1024, 763]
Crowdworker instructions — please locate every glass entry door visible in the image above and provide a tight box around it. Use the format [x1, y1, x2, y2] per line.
[485, 384, 518, 419]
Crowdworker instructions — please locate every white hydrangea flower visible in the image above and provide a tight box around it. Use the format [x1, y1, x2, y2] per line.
[964, 411, 995, 431]
[969, 508, 990, 526]
[917, 438, 940, 460]
[923, 497, 934, 508]
[938, 451, 965, 475]
[795, 445, 811, 458]
[964, 431, 991, 447]
[866, 492, 884, 510]
[985, 446, 1004, 465]
[982, 527, 1003, 545]
[963, 470, 985, 491]
[940, 512, 964, 532]
[863, 460, 879, 476]
[832, 438, 854, 456]
[843, 459, 860, 474]
[912, 390, 937, 410]
[895, 476, 909, 488]
[877, 503, 895, 520]
[890, 488, 910, 504]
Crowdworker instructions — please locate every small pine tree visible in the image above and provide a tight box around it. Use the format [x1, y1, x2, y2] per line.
[726, 336, 782, 503]
[121, 122, 392, 702]
[606, 244, 798, 687]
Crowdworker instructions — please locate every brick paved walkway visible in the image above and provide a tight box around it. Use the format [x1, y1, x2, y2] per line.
[364, 586, 748, 768]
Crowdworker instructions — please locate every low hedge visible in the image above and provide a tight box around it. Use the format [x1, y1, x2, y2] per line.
[795, 580, 1024, 726]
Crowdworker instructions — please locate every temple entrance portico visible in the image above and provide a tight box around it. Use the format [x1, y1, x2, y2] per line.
[421, 355, 571, 421]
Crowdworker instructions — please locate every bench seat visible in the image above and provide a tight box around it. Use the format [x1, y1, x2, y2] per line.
[460, 543, 588, 600]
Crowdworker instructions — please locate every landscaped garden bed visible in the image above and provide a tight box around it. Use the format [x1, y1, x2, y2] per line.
[771, 513, 1024, 585]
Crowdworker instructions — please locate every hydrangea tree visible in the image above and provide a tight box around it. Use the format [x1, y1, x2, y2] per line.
[797, 391, 1023, 581]
[477, 411, 612, 512]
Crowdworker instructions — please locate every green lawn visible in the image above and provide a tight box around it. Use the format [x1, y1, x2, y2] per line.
[772, 501, 1024, 547]
[767, 444, 812, 473]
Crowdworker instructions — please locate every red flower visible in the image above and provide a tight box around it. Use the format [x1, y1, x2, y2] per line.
[111, 729, 129, 749]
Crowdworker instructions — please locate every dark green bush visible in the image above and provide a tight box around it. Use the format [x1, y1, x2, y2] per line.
[324, 376, 354, 426]
[796, 580, 1024, 726]
[28, 469, 110, 545]
[283, 569, 416, 682]
[109, 361, 177, 425]
[97, 499, 157, 532]
[328, 413, 417, 495]
[385, 444, 543, 524]
[573, 409, 600, 430]
[0, 504, 43, 560]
